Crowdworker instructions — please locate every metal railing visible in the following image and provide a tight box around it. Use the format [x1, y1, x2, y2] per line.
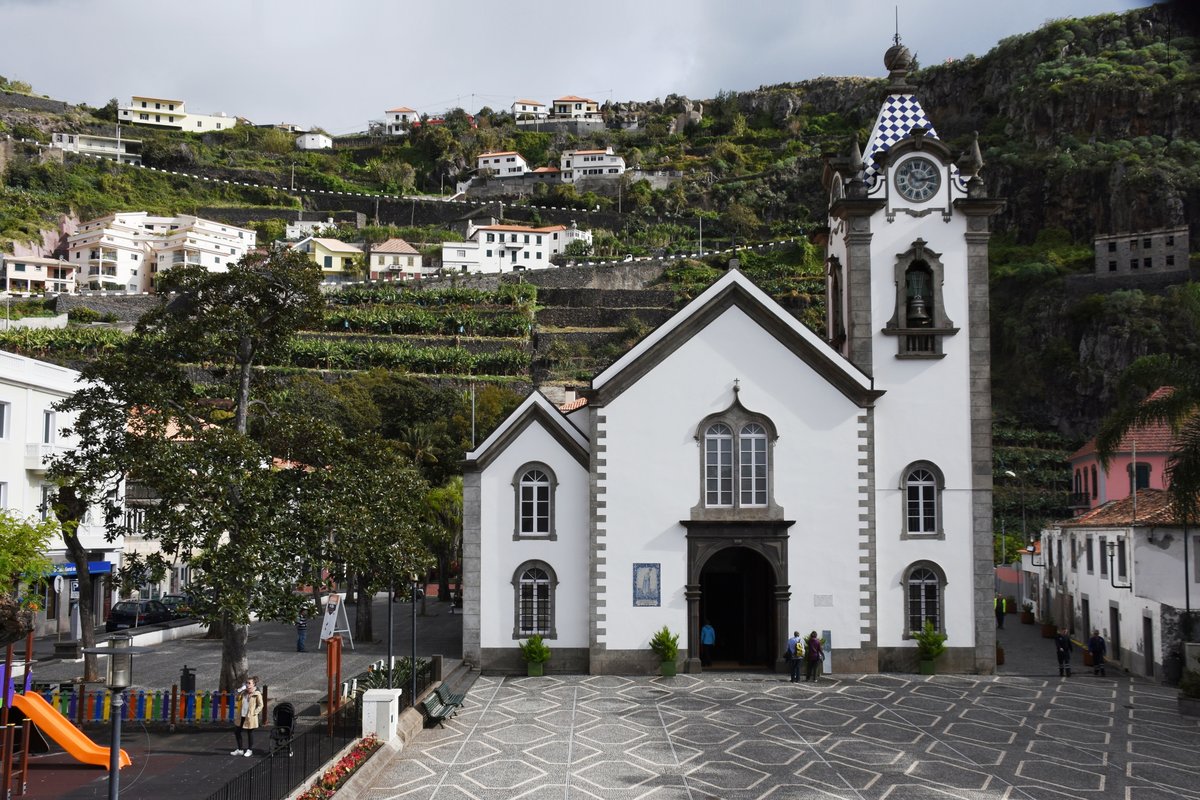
[205, 700, 362, 800]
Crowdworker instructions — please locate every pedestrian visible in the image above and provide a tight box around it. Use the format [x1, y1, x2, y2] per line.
[994, 594, 1006, 629]
[1087, 629, 1107, 676]
[231, 676, 263, 757]
[295, 606, 309, 652]
[804, 631, 824, 682]
[1054, 628, 1072, 677]
[785, 630, 804, 683]
[700, 620, 716, 667]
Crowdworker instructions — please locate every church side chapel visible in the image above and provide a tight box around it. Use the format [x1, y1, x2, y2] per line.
[462, 40, 1004, 675]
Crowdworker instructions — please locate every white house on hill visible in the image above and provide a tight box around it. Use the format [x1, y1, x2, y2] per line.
[462, 41, 1003, 676]
[560, 147, 625, 182]
[477, 151, 529, 177]
[440, 223, 591, 274]
[512, 99, 548, 122]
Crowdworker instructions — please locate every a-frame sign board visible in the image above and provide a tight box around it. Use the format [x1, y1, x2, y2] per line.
[318, 593, 354, 651]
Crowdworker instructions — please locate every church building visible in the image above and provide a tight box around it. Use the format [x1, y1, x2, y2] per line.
[462, 41, 1004, 675]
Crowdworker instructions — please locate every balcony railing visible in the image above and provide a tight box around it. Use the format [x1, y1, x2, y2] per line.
[25, 442, 67, 472]
[1068, 493, 1091, 510]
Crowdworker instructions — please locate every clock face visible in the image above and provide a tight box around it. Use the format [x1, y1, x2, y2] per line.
[894, 156, 941, 202]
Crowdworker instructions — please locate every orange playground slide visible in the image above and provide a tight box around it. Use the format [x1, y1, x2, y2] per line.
[11, 692, 131, 769]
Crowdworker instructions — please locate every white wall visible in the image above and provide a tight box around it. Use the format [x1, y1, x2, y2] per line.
[478, 421, 590, 651]
[599, 307, 865, 652]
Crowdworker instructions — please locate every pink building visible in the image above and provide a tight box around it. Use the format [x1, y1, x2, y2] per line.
[1066, 387, 1175, 515]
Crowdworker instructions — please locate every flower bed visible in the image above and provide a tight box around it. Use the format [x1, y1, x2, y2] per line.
[296, 735, 381, 800]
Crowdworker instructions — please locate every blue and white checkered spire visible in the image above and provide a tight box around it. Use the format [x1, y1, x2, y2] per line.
[862, 94, 940, 182]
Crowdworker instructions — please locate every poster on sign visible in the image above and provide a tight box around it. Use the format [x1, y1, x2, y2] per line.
[318, 593, 355, 650]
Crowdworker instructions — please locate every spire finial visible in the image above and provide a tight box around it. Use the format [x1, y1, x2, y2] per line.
[894, 6, 901, 47]
[733, 378, 741, 394]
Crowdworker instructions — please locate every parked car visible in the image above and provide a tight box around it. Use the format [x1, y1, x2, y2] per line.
[160, 594, 194, 619]
[105, 599, 173, 632]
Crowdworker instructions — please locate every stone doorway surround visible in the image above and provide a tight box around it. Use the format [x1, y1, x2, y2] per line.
[682, 519, 793, 673]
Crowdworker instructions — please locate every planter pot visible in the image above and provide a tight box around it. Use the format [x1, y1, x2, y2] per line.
[919, 659, 936, 675]
[1180, 695, 1200, 717]
[1020, 611, 1036, 625]
[660, 660, 677, 677]
[996, 646, 1005, 666]
[526, 662, 544, 677]
[1041, 624, 1057, 639]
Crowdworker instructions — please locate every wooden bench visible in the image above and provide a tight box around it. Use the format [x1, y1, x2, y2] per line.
[435, 685, 465, 709]
[419, 695, 455, 728]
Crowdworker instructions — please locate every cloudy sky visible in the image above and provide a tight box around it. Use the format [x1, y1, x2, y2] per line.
[1, 0, 1153, 134]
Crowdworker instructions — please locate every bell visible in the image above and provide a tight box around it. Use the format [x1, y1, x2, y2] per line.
[907, 294, 931, 327]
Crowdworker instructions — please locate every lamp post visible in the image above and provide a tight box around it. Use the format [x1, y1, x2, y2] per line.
[410, 573, 418, 704]
[83, 635, 149, 800]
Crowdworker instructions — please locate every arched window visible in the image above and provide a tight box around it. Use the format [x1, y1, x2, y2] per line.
[512, 561, 557, 639]
[903, 561, 947, 635]
[900, 461, 944, 537]
[904, 262, 934, 329]
[739, 423, 768, 507]
[704, 423, 733, 507]
[884, 240, 956, 358]
[512, 463, 556, 540]
[1090, 465, 1098, 499]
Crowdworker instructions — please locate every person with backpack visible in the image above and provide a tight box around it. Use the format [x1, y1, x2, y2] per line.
[804, 631, 824, 682]
[785, 630, 804, 683]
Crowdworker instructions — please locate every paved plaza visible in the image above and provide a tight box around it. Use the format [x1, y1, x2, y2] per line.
[362, 630, 1200, 800]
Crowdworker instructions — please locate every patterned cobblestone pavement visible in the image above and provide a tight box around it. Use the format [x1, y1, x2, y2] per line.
[362, 670, 1200, 800]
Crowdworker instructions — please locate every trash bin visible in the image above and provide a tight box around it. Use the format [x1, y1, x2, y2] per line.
[180, 665, 196, 694]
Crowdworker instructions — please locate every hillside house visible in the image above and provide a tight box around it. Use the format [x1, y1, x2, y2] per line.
[292, 237, 363, 283]
[551, 96, 601, 120]
[67, 213, 255, 293]
[50, 132, 142, 165]
[440, 223, 592, 274]
[383, 106, 418, 135]
[1093, 226, 1189, 278]
[0, 255, 77, 294]
[512, 99, 548, 122]
[477, 151, 529, 177]
[368, 238, 423, 281]
[560, 146, 625, 182]
[118, 95, 235, 132]
[296, 132, 332, 150]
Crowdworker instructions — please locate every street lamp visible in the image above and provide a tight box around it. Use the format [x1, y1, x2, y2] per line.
[83, 635, 149, 800]
[410, 573, 418, 704]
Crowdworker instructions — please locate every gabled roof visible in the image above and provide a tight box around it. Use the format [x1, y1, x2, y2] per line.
[1069, 387, 1179, 461]
[478, 150, 522, 159]
[513, 99, 545, 106]
[531, 166, 561, 174]
[386, 106, 416, 113]
[474, 224, 567, 234]
[1058, 488, 1182, 528]
[464, 391, 589, 471]
[590, 270, 880, 407]
[555, 95, 597, 103]
[311, 238, 362, 254]
[373, 238, 419, 255]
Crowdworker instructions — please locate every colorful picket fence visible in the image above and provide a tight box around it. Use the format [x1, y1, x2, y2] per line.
[35, 687, 242, 724]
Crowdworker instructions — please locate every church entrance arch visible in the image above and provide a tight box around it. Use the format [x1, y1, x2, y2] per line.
[683, 520, 793, 673]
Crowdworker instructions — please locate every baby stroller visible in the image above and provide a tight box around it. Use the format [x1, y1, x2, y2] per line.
[270, 702, 296, 757]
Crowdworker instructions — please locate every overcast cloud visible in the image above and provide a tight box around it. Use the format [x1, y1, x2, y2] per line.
[0, 0, 1152, 134]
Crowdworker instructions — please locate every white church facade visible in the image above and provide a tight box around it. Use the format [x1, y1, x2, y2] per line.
[462, 42, 1003, 675]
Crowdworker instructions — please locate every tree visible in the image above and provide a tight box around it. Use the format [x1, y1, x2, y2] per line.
[51, 247, 327, 690]
[424, 478, 463, 602]
[564, 240, 593, 258]
[0, 511, 56, 647]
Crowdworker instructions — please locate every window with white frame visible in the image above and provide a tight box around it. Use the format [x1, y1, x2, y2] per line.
[0, 401, 9, 439]
[904, 561, 946, 634]
[901, 461, 944, 537]
[513, 463, 556, 539]
[0, 482, 7, 508]
[42, 410, 56, 444]
[513, 561, 556, 638]
[698, 409, 775, 511]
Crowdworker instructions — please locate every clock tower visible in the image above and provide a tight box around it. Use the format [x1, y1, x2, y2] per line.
[823, 39, 1005, 672]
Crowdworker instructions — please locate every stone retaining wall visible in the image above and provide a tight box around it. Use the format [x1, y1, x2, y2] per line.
[535, 306, 673, 329]
[53, 293, 161, 321]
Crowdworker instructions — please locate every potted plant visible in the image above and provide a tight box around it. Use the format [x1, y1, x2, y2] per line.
[912, 620, 947, 675]
[1179, 669, 1200, 717]
[1020, 601, 1035, 625]
[1041, 613, 1057, 639]
[649, 626, 680, 677]
[518, 635, 551, 677]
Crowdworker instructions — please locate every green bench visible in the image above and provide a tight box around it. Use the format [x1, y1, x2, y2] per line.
[435, 684, 466, 709]
[419, 694, 456, 728]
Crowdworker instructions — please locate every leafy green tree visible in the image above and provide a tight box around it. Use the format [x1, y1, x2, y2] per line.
[564, 240, 593, 258]
[424, 477, 462, 601]
[0, 510, 56, 647]
[51, 247, 326, 690]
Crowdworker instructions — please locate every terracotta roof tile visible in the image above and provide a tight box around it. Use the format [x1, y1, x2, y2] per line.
[1069, 387, 1179, 461]
[476, 224, 567, 234]
[478, 151, 521, 158]
[1058, 488, 1182, 527]
[554, 95, 597, 103]
[386, 106, 416, 113]
[513, 99, 544, 106]
[559, 397, 588, 412]
[372, 238, 419, 254]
